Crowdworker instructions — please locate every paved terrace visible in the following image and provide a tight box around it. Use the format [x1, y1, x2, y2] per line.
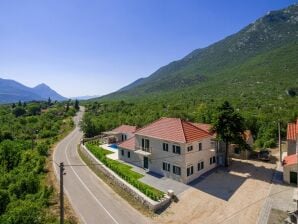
[99, 143, 190, 196]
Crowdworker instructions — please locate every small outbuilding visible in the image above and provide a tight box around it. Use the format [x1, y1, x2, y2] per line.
[283, 153, 298, 185]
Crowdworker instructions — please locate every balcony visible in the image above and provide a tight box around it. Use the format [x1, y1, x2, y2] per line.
[135, 146, 152, 156]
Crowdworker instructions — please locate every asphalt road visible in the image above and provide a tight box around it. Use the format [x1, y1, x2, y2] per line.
[53, 108, 152, 224]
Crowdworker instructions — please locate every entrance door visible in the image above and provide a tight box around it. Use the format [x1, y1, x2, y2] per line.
[290, 171, 297, 184]
[144, 157, 149, 169]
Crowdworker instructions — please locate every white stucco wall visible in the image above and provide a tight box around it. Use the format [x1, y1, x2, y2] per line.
[184, 138, 217, 183]
[283, 164, 298, 184]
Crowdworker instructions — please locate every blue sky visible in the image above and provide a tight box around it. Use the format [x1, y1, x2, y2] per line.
[0, 0, 296, 97]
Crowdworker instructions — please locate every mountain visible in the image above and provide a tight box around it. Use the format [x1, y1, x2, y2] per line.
[99, 3, 298, 100]
[0, 78, 67, 104]
[70, 95, 101, 100]
[31, 83, 66, 101]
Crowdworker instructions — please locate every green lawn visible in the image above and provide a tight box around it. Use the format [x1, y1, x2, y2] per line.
[86, 143, 165, 201]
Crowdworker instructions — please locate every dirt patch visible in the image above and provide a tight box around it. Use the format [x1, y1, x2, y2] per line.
[268, 209, 288, 224]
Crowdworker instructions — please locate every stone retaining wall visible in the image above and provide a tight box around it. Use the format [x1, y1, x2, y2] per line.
[79, 144, 171, 212]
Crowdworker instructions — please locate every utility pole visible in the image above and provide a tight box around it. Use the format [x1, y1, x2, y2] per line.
[278, 122, 282, 165]
[59, 162, 65, 224]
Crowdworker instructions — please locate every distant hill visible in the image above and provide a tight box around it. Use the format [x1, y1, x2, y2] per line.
[0, 78, 67, 104]
[70, 95, 101, 100]
[99, 3, 298, 100]
[31, 83, 66, 101]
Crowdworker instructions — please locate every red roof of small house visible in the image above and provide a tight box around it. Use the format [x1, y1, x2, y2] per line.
[243, 130, 253, 142]
[118, 137, 135, 150]
[283, 154, 298, 166]
[191, 123, 213, 134]
[135, 117, 212, 143]
[287, 120, 297, 141]
[112, 125, 137, 134]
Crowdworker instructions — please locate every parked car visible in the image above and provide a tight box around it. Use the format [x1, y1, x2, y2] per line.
[258, 149, 270, 161]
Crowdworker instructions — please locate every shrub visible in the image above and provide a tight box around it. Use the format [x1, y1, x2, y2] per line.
[86, 143, 164, 201]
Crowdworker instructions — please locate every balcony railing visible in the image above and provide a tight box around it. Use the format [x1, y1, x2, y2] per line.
[136, 146, 152, 153]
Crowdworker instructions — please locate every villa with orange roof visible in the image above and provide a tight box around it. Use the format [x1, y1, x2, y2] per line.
[283, 118, 298, 184]
[287, 119, 298, 156]
[102, 124, 137, 144]
[118, 117, 223, 184]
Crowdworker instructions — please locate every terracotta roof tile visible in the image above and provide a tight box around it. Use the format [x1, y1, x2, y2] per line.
[287, 122, 297, 141]
[118, 137, 135, 150]
[135, 118, 211, 143]
[112, 125, 137, 134]
[283, 153, 298, 166]
[191, 123, 213, 134]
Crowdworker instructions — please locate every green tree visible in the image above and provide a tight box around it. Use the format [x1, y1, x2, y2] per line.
[47, 97, 52, 106]
[12, 107, 26, 117]
[66, 100, 70, 112]
[0, 189, 10, 214]
[74, 99, 80, 111]
[212, 101, 245, 166]
[27, 104, 41, 116]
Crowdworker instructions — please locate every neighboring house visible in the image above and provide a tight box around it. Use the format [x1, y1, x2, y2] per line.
[118, 118, 222, 184]
[287, 119, 298, 156]
[102, 125, 137, 144]
[229, 130, 253, 159]
[243, 130, 254, 148]
[283, 154, 298, 184]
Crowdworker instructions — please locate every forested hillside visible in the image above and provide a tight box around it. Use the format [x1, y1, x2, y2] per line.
[0, 101, 77, 223]
[82, 4, 298, 148]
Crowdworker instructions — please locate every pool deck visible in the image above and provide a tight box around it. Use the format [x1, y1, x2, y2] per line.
[100, 144, 119, 160]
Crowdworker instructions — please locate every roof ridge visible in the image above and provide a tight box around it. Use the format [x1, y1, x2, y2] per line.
[134, 117, 166, 134]
[180, 119, 187, 143]
[185, 120, 213, 135]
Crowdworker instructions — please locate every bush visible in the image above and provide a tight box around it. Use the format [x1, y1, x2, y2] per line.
[0, 189, 10, 214]
[86, 143, 164, 201]
[0, 200, 43, 224]
[36, 143, 49, 156]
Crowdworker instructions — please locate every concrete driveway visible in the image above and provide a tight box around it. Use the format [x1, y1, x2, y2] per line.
[155, 158, 276, 224]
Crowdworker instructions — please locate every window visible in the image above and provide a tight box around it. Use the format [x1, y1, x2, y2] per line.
[127, 151, 130, 158]
[163, 143, 169, 151]
[210, 157, 212, 165]
[142, 138, 149, 150]
[122, 134, 127, 141]
[173, 145, 181, 154]
[121, 149, 124, 156]
[162, 162, 170, 171]
[210, 156, 216, 165]
[213, 156, 216, 163]
[173, 165, 181, 175]
[198, 161, 204, 171]
[187, 145, 193, 152]
[187, 165, 194, 176]
[198, 142, 202, 151]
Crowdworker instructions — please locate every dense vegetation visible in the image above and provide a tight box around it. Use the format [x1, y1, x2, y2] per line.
[82, 4, 298, 148]
[86, 143, 165, 201]
[0, 100, 77, 223]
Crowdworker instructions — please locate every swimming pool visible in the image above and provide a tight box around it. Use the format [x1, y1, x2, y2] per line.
[109, 144, 118, 149]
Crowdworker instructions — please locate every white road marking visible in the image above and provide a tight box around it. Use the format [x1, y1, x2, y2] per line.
[64, 132, 120, 224]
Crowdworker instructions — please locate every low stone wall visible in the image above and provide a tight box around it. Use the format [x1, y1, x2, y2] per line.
[79, 144, 171, 212]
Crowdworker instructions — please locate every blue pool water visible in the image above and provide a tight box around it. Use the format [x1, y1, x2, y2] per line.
[109, 144, 118, 149]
